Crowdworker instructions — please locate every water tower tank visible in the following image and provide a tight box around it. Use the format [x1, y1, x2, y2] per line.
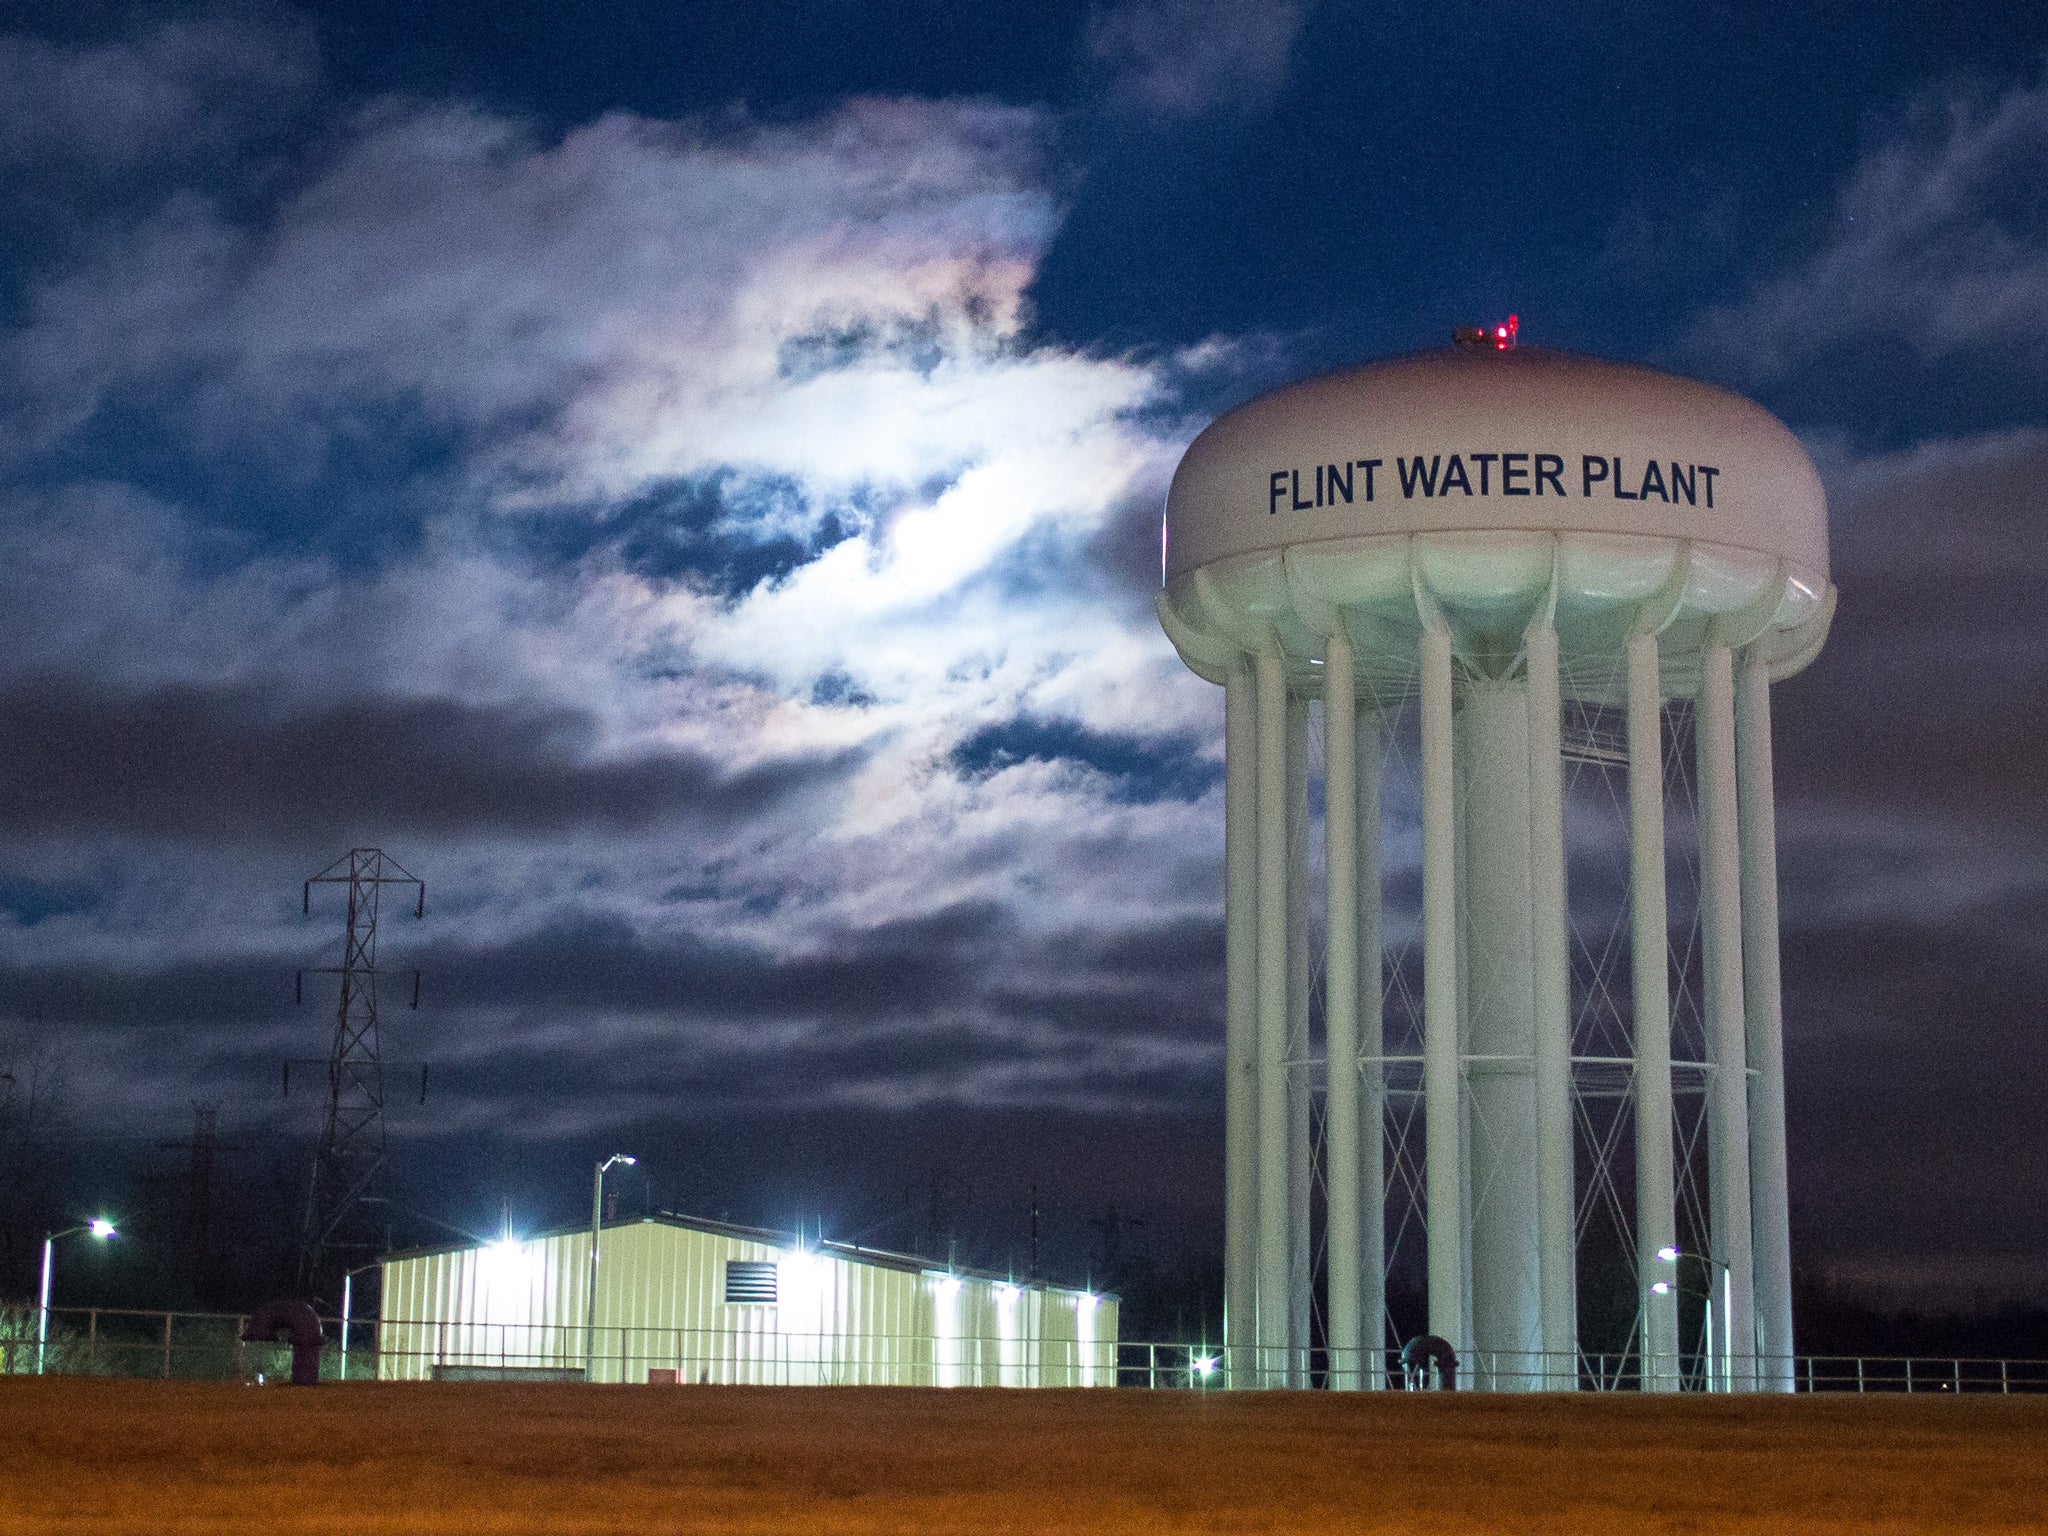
[1156, 340, 1833, 1392]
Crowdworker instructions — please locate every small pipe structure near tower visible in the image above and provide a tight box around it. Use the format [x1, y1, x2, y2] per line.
[1156, 331, 1834, 1390]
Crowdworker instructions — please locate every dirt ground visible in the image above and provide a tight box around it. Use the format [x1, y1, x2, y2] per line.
[2, 1379, 2045, 1534]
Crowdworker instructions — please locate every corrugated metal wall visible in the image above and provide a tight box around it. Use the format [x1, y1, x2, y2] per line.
[377, 1219, 1117, 1386]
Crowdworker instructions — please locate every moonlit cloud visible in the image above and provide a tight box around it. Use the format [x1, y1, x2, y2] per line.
[1761, 427, 2048, 1303]
[1086, 0, 1310, 119]
[1781, 428, 2048, 833]
[0, 26, 1222, 1147]
[0, 12, 314, 181]
[1687, 67, 2048, 382]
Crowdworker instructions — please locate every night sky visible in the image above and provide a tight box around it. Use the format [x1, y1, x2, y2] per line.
[1, 1, 2044, 1311]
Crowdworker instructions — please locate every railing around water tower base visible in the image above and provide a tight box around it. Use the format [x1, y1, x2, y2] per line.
[1164, 1344, 2048, 1394]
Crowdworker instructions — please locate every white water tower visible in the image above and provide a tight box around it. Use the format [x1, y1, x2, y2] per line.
[1157, 333, 1833, 1390]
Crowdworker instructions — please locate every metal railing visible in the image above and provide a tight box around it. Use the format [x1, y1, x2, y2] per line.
[0, 1304, 260, 1382]
[0, 1306, 1116, 1387]
[374, 1315, 1115, 1387]
[6, 1305, 2047, 1394]
[1177, 1345, 2048, 1394]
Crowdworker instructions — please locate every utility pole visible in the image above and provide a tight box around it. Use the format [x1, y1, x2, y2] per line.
[297, 849, 423, 1300]
[1089, 1204, 1146, 1277]
[1028, 1184, 1040, 1280]
[157, 1104, 232, 1301]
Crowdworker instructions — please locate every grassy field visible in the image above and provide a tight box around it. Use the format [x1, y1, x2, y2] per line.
[2, 1378, 2045, 1533]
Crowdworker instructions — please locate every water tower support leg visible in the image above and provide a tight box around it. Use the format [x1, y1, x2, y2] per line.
[1286, 697, 1312, 1386]
[1323, 629, 1361, 1389]
[1737, 647, 1796, 1392]
[1358, 707, 1385, 1388]
[1527, 623, 1578, 1388]
[1699, 644, 1757, 1392]
[1255, 645, 1291, 1387]
[1223, 658, 1259, 1387]
[1459, 679, 1541, 1389]
[1627, 632, 1680, 1391]
[1419, 623, 1464, 1358]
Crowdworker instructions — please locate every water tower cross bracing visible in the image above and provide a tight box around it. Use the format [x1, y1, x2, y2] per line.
[1156, 340, 1834, 1391]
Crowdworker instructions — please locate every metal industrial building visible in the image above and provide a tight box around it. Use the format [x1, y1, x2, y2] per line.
[377, 1212, 1117, 1386]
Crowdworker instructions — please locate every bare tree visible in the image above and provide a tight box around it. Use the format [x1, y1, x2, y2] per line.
[0, 1042, 70, 1300]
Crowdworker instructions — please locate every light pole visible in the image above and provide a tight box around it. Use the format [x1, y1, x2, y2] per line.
[38, 1219, 117, 1375]
[585, 1154, 636, 1381]
[1655, 1246, 1734, 1392]
[339, 1259, 384, 1382]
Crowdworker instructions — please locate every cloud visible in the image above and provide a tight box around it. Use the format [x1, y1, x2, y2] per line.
[0, 674, 852, 847]
[1686, 67, 2048, 382]
[1734, 425, 2048, 1299]
[1086, 0, 1309, 119]
[0, 885, 1223, 1140]
[0, 12, 315, 184]
[0, 28, 1240, 1148]
[2, 91, 1064, 487]
[1782, 901, 2048, 1306]
[1774, 429, 2048, 835]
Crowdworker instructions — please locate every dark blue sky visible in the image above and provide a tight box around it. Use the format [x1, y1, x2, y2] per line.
[1, 0, 2044, 1309]
[294, 1, 2048, 400]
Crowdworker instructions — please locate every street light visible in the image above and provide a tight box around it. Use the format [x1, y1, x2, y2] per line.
[1656, 1247, 1734, 1392]
[339, 1259, 386, 1382]
[585, 1154, 636, 1381]
[38, 1219, 118, 1375]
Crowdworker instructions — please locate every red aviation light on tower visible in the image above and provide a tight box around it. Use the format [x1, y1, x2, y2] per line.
[1453, 315, 1520, 349]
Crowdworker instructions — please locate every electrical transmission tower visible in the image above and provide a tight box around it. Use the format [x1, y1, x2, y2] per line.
[297, 848, 423, 1299]
[158, 1104, 233, 1301]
